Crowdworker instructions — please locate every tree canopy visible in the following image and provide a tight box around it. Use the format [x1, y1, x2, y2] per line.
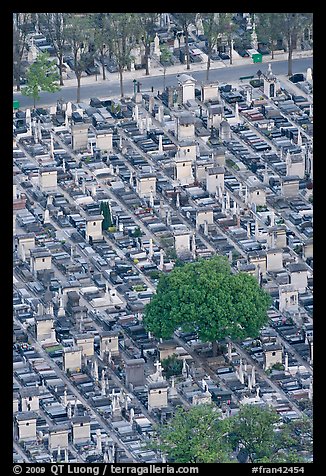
[228, 405, 313, 463]
[143, 255, 271, 342]
[152, 403, 312, 463]
[21, 52, 60, 108]
[100, 201, 112, 230]
[153, 404, 231, 463]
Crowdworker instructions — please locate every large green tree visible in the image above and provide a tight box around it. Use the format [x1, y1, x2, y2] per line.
[21, 52, 60, 108]
[228, 405, 313, 463]
[151, 403, 312, 463]
[152, 404, 232, 463]
[143, 256, 271, 350]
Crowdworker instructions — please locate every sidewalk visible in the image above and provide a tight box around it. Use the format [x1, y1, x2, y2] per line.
[13, 49, 313, 94]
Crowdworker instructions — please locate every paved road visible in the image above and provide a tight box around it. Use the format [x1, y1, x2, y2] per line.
[14, 58, 312, 109]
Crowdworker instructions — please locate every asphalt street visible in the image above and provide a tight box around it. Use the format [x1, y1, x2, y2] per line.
[13, 57, 312, 108]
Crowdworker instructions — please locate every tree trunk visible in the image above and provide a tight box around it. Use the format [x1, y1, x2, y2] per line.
[14, 59, 21, 91]
[287, 41, 293, 76]
[145, 44, 150, 76]
[119, 68, 124, 98]
[101, 52, 106, 80]
[206, 54, 210, 81]
[76, 74, 81, 103]
[212, 340, 218, 357]
[229, 38, 233, 65]
[58, 55, 64, 86]
[163, 67, 166, 91]
[185, 29, 190, 70]
[271, 47, 274, 60]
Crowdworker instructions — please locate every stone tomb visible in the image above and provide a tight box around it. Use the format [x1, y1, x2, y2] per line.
[73, 333, 94, 357]
[38, 168, 57, 192]
[196, 207, 214, 229]
[35, 314, 54, 341]
[15, 412, 38, 441]
[71, 123, 89, 151]
[63, 346, 82, 372]
[48, 424, 69, 451]
[263, 344, 283, 370]
[278, 284, 299, 312]
[287, 263, 308, 293]
[206, 166, 225, 195]
[16, 233, 35, 260]
[174, 156, 194, 185]
[174, 228, 191, 257]
[85, 215, 103, 242]
[124, 358, 146, 388]
[177, 74, 196, 104]
[71, 416, 91, 444]
[95, 129, 113, 153]
[147, 381, 169, 411]
[20, 387, 40, 412]
[30, 248, 52, 276]
[176, 113, 195, 141]
[100, 331, 119, 359]
[266, 248, 283, 272]
[136, 173, 157, 199]
[201, 82, 219, 102]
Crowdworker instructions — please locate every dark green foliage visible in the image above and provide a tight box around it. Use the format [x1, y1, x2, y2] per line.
[100, 201, 112, 230]
[152, 404, 232, 463]
[143, 256, 271, 342]
[161, 354, 183, 378]
[152, 404, 312, 463]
